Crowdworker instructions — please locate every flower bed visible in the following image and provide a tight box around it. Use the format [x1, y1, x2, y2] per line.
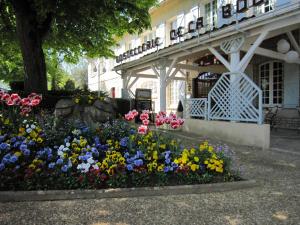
[0, 92, 241, 191]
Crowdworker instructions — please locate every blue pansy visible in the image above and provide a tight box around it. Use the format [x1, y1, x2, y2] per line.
[0, 136, 4, 143]
[56, 158, 63, 165]
[0, 143, 9, 151]
[134, 159, 143, 167]
[129, 129, 136, 135]
[126, 164, 133, 171]
[0, 163, 5, 171]
[164, 166, 169, 173]
[10, 137, 17, 143]
[9, 155, 18, 163]
[120, 137, 129, 147]
[48, 162, 55, 169]
[20, 144, 27, 151]
[165, 158, 171, 164]
[61, 165, 68, 172]
[24, 149, 31, 156]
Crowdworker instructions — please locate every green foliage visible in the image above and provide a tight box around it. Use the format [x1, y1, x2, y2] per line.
[0, 0, 158, 62]
[64, 79, 76, 91]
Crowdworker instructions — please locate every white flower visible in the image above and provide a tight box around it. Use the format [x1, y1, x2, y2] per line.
[26, 128, 32, 133]
[92, 164, 99, 170]
[87, 157, 94, 164]
[66, 142, 70, 147]
[58, 150, 64, 157]
[26, 124, 29, 128]
[77, 163, 91, 173]
[63, 147, 69, 152]
[58, 145, 64, 151]
[72, 129, 81, 136]
[31, 124, 36, 129]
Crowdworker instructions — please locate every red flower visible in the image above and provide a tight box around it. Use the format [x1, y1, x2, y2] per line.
[178, 118, 184, 125]
[138, 125, 148, 134]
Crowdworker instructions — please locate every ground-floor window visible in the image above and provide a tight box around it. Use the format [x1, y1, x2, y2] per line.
[259, 61, 284, 106]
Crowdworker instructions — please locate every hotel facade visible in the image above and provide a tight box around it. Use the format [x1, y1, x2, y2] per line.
[88, 0, 300, 149]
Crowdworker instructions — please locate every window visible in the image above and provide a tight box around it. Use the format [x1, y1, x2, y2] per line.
[259, 61, 284, 106]
[255, 0, 275, 14]
[205, 0, 217, 30]
[169, 80, 184, 107]
[140, 80, 158, 95]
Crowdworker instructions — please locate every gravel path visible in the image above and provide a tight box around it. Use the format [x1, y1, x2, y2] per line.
[0, 131, 299, 225]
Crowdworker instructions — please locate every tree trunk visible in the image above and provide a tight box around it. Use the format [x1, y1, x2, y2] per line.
[13, 1, 48, 93]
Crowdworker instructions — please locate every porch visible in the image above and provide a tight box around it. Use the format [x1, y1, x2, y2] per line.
[114, 2, 300, 149]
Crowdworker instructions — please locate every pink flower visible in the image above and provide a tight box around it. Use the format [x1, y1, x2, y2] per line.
[155, 118, 164, 127]
[21, 98, 30, 106]
[140, 113, 149, 121]
[170, 120, 180, 129]
[6, 99, 14, 106]
[10, 94, 21, 105]
[178, 118, 184, 125]
[164, 117, 171, 124]
[138, 125, 148, 134]
[142, 119, 150, 126]
[125, 112, 135, 121]
[131, 109, 138, 117]
[1, 93, 10, 101]
[28, 93, 37, 99]
[20, 106, 32, 116]
[158, 111, 166, 117]
[30, 98, 41, 106]
[169, 112, 177, 119]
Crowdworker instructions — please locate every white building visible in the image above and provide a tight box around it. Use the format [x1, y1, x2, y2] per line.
[88, 0, 300, 149]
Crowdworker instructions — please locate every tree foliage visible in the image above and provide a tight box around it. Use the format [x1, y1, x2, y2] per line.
[0, 0, 157, 92]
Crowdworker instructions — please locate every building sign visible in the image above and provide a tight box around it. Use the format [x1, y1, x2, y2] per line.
[116, 37, 160, 63]
[222, 0, 264, 17]
[116, 0, 264, 63]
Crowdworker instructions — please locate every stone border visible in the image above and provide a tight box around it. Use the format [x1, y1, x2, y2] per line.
[0, 180, 257, 202]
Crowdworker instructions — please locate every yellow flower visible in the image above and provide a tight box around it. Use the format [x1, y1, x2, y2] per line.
[190, 148, 196, 155]
[14, 151, 22, 157]
[174, 159, 179, 164]
[194, 156, 199, 162]
[157, 164, 164, 172]
[159, 144, 166, 149]
[36, 168, 41, 173]
[153, 151, 158, 160]
[19, 127, 25, 133]
[37, 137, 43, 143]
[4, 118, 10, 125]
[28, 164, 36, 170]
[208, 146, 214, 152]
[199, 144, 205, 151]
[74, 98, 80, 104]
[138, 141, 142, 145]
[119, 157, 125, 164]
[216, 166, 223, 173]
[190, 164, 199, 171]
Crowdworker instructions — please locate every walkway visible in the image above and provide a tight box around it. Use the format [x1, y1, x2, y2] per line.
[0, 131, 299, 225]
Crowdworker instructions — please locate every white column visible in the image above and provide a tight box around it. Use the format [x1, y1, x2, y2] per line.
[159, 66, 167, 112]
[121, 72, 129, 99]
[230, 51, 240, 121]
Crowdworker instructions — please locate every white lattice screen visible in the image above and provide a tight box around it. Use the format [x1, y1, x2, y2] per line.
[185, 98, 207, 118]
[207, 72, 263, 124]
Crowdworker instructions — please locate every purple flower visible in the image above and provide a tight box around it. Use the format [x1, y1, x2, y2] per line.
[164, 167, 169, 173]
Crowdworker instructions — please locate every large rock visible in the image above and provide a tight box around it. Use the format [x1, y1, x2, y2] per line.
[54, 98, 74, 117]
[54, 98, 116, 125]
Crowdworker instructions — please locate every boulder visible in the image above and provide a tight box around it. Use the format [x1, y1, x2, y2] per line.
[54, 97, 116, 125]
[54, 98, 74, 117]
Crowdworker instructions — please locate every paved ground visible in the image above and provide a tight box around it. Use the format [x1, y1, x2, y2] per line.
[0, 130, 299, 225]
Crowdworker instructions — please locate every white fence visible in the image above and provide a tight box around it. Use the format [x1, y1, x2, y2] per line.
[184, 98, 207, 119]
[185, 72, 263, 124]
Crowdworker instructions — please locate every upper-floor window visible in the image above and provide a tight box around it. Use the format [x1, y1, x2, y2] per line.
[255, 0, 275, 14]
[205, 0, 217, 30]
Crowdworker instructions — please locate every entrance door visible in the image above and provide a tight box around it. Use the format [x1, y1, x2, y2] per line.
[259, 61, 284, 107]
